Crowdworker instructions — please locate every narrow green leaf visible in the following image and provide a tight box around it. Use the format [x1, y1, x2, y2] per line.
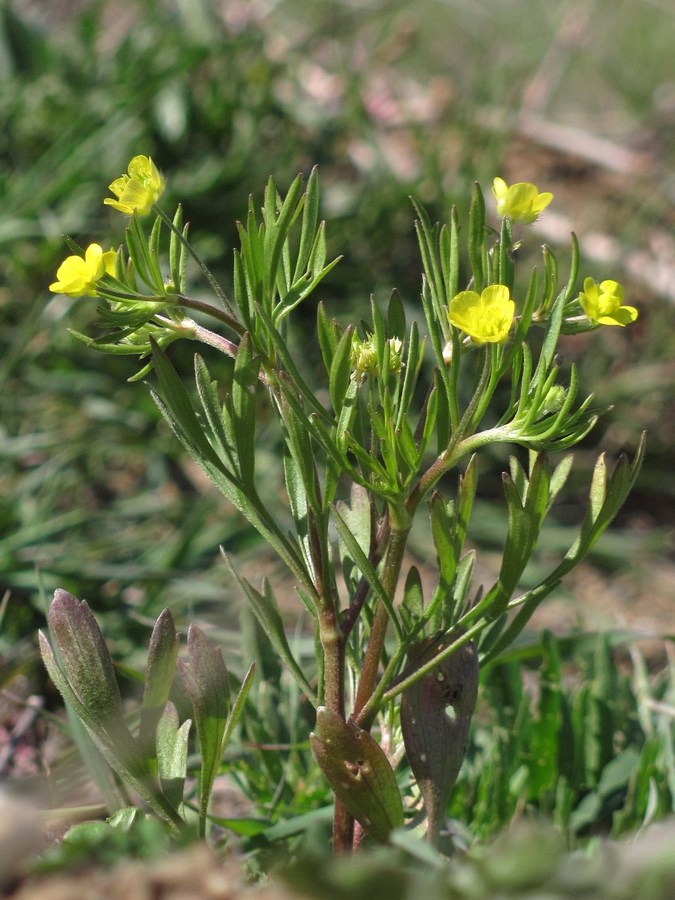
[497, 216, 514, 289]
[264, 174, 305, 305]
[418, 383, 439, 459]
[563, 233, 580, 303]
[194, 354, 237, 470]
[455, 455, 478, 554]
[396, 320, 421, 431]
[294, 166, 320, 281]
[150, 341, 226, 473]
[226, 560, 317, 704]
[525, 452, 551, 522]
[509, 455, 528, 504]
[177, 625, 230, 835]
[468, 182, 486, 293]
[168, 205, 183, 291]
[233, 250, 254, 333]
[156, 701, 190, 810]
[371, 295, 386, 371]
[412, 200, 445, 315]
[540, 291, 565, 372]
[274, 243, 341, 324]
[220, 662, 256, 754]
[332, 505, 402, 639]
[440, 212, 460, 305]
[401, 565, 424, 626]
[396, 418, 419, 476]
[140, 609, 179, 755]
[231, 332, 260, 484]
[430, 492, 457, 596]
[282, 441, 313, 578]
[317, 301, 338, 375]
[336, 482, 372, 559]
[329, 325, 355, 416]
[387, 289, 406, 340]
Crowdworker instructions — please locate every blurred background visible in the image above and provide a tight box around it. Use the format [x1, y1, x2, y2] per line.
[1, 0, 673, 680]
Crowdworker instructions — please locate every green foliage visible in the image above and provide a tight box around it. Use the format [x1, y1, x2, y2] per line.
[282, 817, 675, 900]
[39, 590, 253, 838]
[33, 808, 174, 874]
[450, 631, 675, 840]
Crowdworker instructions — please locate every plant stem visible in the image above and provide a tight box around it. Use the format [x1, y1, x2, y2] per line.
[332, 798, 354, 852]
[154, 205, 238, 319]
[352, 521, 410, 730]
[176, 295, 245, 337]
[318, 591, 352, 852]
[320, 608, 344, 718]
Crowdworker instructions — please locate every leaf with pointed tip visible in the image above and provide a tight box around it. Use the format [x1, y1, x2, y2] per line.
[151, 340, 226, 473]
[332, 505, 402, 639]
[483, 434, 645, 661]
[140, 609, 178, 757]
[396, 321, 421, 431]
[221, 662, 256, 755]
[293, 166, 320, 281]
[400, 635, 478, 845]
[401, 565, 424, 631]
[329, 325, 355, 416]
[194, 354, 237, 471]
[177, 625, 229, 833]
[310, 707, 403, 843]
[231, 332, 260, 484]
[47, 590, 125, 727]
[226, 559, 317, 705]
[317, 301, 339, 376]
[468, 182, 486, 293]
[387, 289, 406, 340]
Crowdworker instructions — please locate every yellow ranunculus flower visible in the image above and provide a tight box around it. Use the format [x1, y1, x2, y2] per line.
[104, 155, 165, 216]
[492, 177, 553, 224]
[448, 285, 515, 344]
[578, 277, 638, 327]
[49, 243, 116, 298]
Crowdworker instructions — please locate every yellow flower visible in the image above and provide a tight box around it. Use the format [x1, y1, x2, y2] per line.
[492, 177, 553, 224]
[104, 155, 165, 216]
[49, 243, 116, 298]
[448, 284, 515, 344]
[578, 277, 638, 327]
